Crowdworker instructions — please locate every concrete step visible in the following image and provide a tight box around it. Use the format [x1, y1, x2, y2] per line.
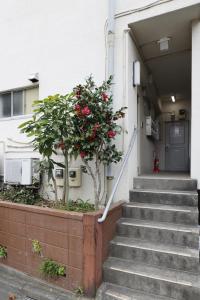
[123, 202, 199, 225]
[103, 257, 200, 300]
[117, 218, 199, 249]
[133, 177, 197, 191]
[130, 189, 198, 207]
[110, 236, 199, 273]
[96, 283, 176, 300]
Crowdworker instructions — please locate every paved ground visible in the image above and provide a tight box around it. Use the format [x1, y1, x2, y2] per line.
[0, 265, 93, 300]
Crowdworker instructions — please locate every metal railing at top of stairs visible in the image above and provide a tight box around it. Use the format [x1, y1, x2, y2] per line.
[98, 127, 138, 223]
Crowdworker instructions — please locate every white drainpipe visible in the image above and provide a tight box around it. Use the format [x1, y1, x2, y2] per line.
[0, 141, 5, 182]
[106, 0, 116, 180]
[107, 0, 115, 78]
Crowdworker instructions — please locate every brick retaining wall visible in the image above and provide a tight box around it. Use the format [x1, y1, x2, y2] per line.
[0, 200, 123, 297]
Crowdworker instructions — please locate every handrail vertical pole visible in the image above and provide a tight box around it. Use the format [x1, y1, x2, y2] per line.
[98, 128, 137, 223]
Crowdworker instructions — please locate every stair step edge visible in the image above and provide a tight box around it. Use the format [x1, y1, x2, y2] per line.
[124, 202, 198, 212]
[100, 283, 178, 300]
[110, 236, 199, 257]
[131, 189, 198, 195]
[104, 257, 200, 285]
[118, 218, 199, 232]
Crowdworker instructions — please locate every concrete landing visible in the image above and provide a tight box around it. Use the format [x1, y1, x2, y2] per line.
[0, 265, 91, 300]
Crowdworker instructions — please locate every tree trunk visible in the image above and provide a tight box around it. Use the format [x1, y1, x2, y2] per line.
[96, 160, 101, 202]
[51, 174, 58, 202]
[65, 151, 69, 204]
[93, 175, 99, 210]
[83, 159, 100, 209]
[62, 151, 69, 204]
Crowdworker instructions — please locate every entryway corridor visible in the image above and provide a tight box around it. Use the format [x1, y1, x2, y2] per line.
[97, 177, 200, 299]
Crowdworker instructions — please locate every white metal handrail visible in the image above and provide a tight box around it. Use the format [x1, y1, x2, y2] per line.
[98, 127, 138, 223]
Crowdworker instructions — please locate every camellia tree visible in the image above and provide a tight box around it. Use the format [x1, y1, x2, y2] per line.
[71, 76, 126, 209]
[19, 94, 75, 204]
[19, 77, 126, 209]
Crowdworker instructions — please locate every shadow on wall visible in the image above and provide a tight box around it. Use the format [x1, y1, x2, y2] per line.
[198, 190, 200, 225]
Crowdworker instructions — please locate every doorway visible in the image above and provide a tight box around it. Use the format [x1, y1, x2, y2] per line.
[165, 121, 189, 172]
[129, 5, 196, 176]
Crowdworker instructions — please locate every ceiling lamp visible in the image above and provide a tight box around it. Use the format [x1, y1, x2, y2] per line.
[157, 37, 171, 51]
[171, 95, 176, 103]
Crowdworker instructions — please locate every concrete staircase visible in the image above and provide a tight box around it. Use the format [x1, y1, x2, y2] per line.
[97, 177, 200, 300]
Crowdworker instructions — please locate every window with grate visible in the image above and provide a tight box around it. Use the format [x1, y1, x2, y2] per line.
[0, 86, 39, 118]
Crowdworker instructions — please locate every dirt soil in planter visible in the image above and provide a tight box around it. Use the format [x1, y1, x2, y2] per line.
[0, 186, 95, 213]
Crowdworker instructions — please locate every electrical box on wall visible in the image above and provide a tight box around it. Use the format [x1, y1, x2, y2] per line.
[179, 109, 186, 120]
[146, 116, 160, 140]
[69, 168, 81, 187]
[55, 168, 64, 187]
[55, 167, 82, 187]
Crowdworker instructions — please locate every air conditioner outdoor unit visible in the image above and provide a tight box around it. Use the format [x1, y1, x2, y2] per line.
[4, 158, 40, 185]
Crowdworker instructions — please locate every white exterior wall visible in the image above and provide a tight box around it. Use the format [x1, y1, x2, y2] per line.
[191, 20, 200, 187]
[0, 0, 108, 201]
[0, 0, 200, 203]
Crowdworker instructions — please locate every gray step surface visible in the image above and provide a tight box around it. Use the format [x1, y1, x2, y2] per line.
[117, 218, 199, 248]
[100, 177, 200, 300]
[103, 257, 200, 300]
[133, 177, 197, 191]
[96, 283, 176, 300]
[130, 189, 198, 207]
[123, 202, 199, 225]
[110, 236, 199, 273]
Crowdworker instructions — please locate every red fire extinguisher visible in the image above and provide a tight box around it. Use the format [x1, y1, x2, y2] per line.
[153, 157, 160, 173]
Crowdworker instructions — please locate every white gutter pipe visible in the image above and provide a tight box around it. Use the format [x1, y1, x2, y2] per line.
[106, 0, 115, 179]
[0, 141, 5, 180]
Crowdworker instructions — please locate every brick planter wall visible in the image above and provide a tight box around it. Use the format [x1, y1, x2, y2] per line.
[0, 200, 123, 297]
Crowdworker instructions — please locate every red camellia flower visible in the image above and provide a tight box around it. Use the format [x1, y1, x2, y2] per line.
[80, 151, 86, 158]
[107, 130, 116, 138]
[76, 91, 81, 99]
[93, 123, 100, 131]
[58, 142, 65, 150]
[74, 104, 81, 111]
[81, 106, 91, 116]
[102, 92, 109, 102]
[88, 131, 96, 142]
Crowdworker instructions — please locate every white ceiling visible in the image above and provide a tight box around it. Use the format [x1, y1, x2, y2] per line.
[129, 4, 200, 100]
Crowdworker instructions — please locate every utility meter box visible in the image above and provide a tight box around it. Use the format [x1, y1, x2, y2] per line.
[69, 168, 81, 187]
[55, 167, 82, 187]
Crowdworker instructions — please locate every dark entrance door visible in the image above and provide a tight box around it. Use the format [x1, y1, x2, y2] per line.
[165, 121, 189, 171]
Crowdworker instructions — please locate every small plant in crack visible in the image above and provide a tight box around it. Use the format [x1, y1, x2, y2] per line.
[74, 286, 84, 297]
[40, 258, 66, 278]
[32, 240, 42, 256]
[0, 245, 7, 259]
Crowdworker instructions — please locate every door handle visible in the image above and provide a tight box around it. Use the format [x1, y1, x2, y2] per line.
[165, 145, 169, 152]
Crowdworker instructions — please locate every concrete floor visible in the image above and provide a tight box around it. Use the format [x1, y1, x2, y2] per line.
[0, 265, 92, 300]
[139, 172, 190, 179]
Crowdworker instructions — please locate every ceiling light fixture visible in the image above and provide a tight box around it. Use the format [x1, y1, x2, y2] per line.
[171, 95, 176, 103]
[157, 37, 171, 51]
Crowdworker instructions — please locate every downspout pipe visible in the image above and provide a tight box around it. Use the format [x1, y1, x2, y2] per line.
[106, 0, 115, 179]
[107, 0, 115, 77]
[0, 141, 5, 183]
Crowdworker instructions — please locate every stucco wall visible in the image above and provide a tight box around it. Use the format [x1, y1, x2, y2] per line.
[0, 0, 108, 202]
[191, 20, 200, 187]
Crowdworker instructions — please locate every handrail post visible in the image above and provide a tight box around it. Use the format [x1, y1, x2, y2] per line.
[98, 128, 137, 223]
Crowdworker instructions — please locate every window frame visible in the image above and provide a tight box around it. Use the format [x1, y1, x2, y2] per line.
[0, 84, 39, 120]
